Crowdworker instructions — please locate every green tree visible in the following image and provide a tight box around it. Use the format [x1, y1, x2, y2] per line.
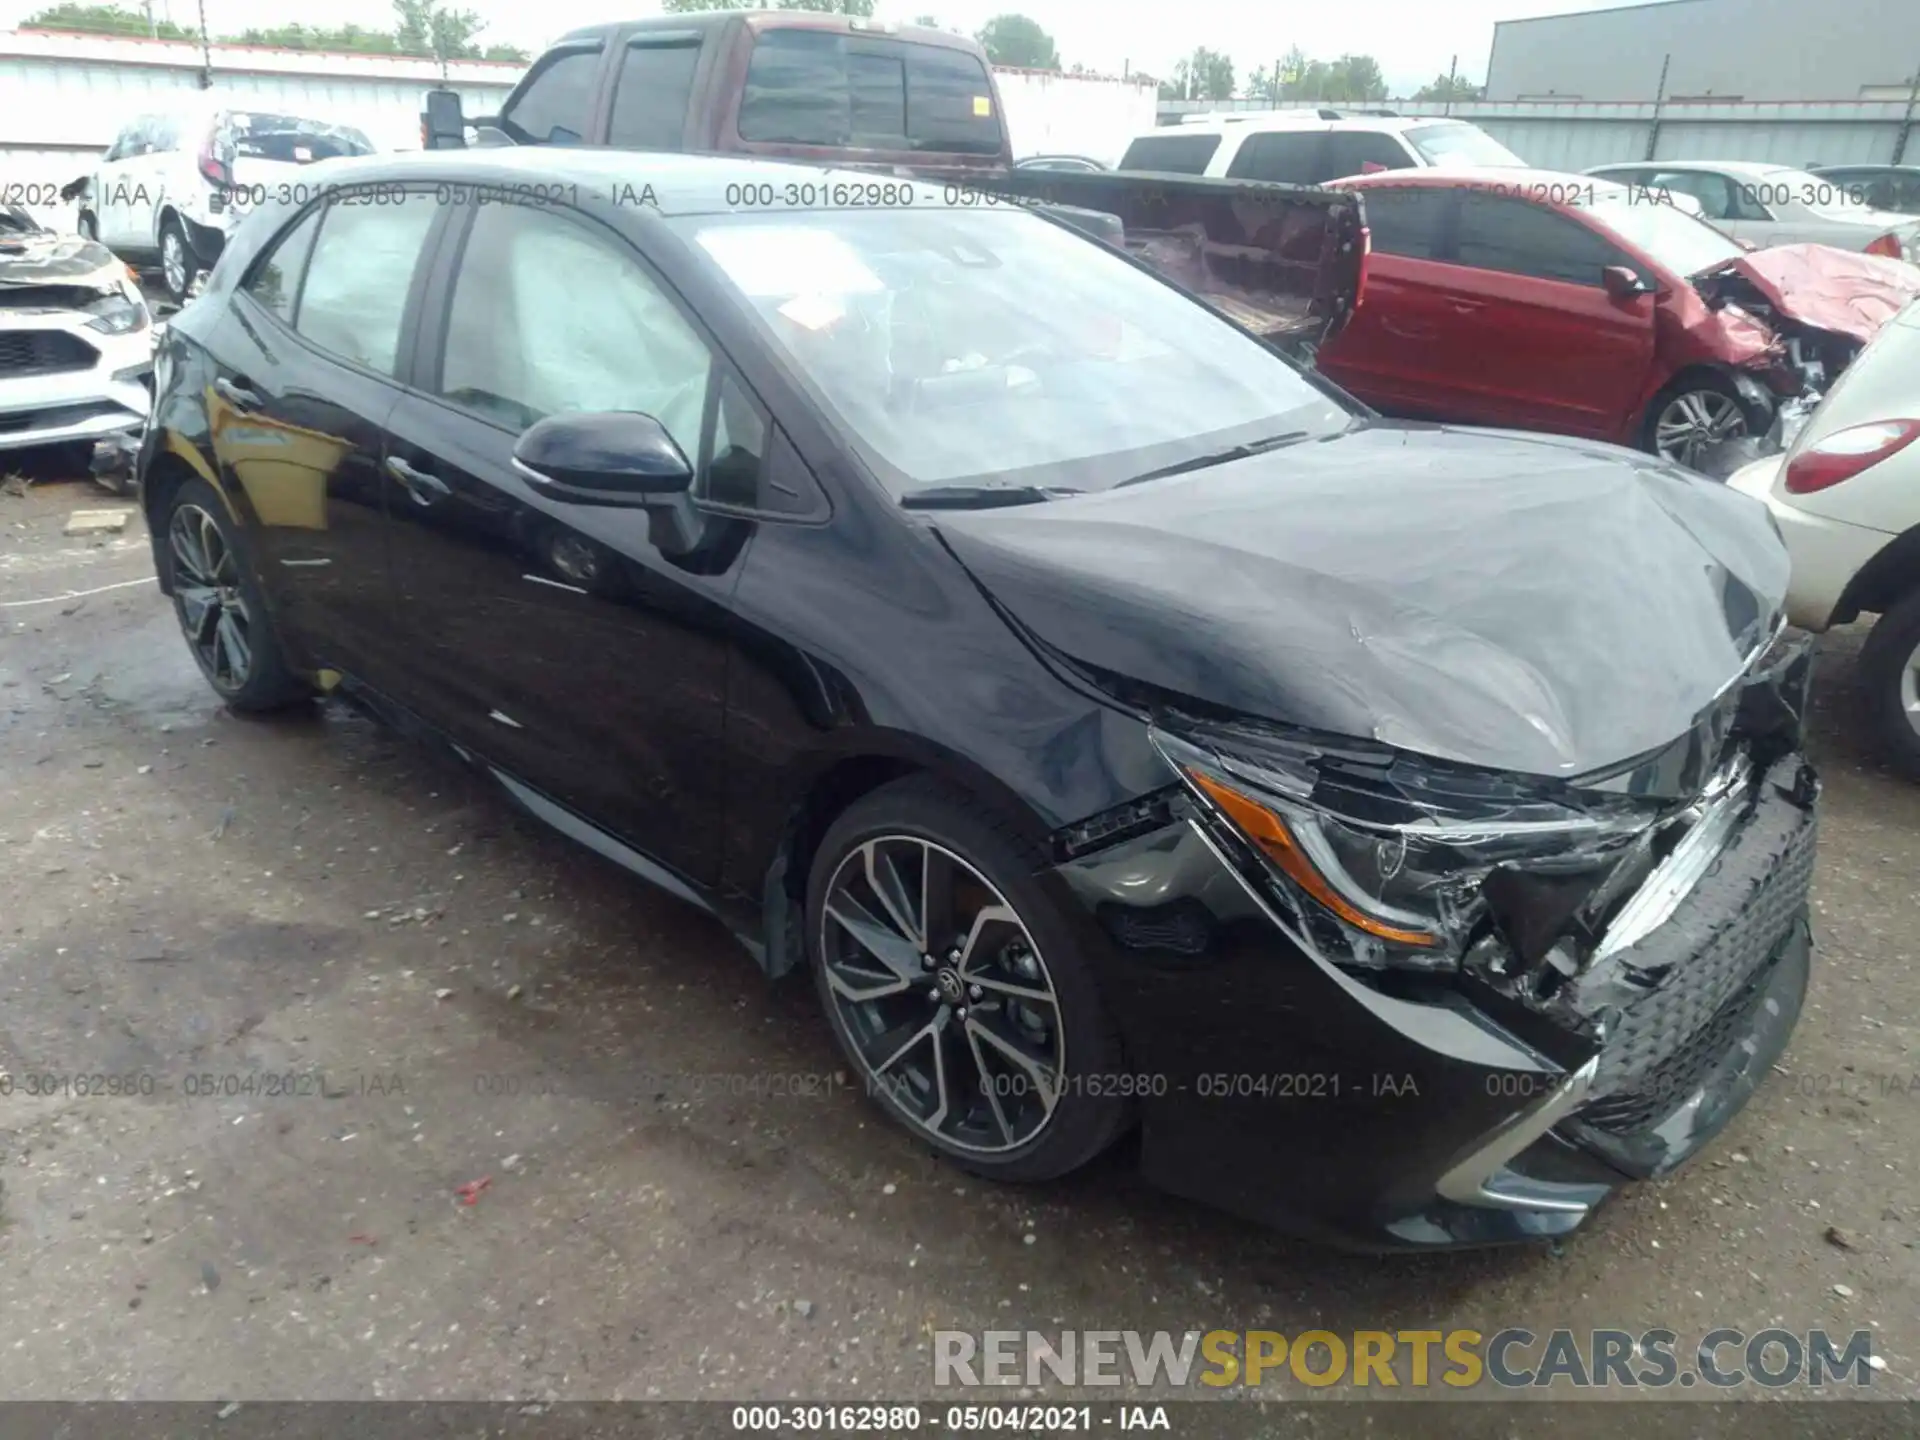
[661, 0, 876, 13]
[231, 24, 403, 53]
[975, 14, 1058, 69]
[1326, 54, 1387, 102]
[392, 0, 485, 60]
[1158, 46, 1233, 102]
[1413, 72, 1483, 102]
[22, 3, 194, 40]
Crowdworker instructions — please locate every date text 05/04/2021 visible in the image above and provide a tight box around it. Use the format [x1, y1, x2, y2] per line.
[730, 1405, 1173, 1433]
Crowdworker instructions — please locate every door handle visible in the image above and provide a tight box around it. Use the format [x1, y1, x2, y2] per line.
[1447, 299, 1486, 316]
[386, 455, 452, 504]
[213, 377, 260, 409]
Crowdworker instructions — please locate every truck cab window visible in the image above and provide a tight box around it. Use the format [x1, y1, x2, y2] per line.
[501, 45, 603, 145]
[608, 40, 701, 150]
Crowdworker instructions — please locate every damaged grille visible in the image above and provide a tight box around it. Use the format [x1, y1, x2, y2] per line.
[0, 329, 96, 377]
[1574, 753, 1817, 1131]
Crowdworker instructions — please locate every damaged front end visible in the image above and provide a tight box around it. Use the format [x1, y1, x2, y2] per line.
[1151, 623, 1817, 1180]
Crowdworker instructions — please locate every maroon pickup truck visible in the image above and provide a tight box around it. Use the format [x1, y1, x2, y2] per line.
[422, 11, 1367, 354]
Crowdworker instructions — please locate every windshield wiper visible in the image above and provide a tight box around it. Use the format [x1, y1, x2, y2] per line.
[901, 485, 1081, 510]
[1112, 431, 1310, 489]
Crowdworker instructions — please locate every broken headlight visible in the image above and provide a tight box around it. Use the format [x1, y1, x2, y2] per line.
[1153, 722, 1662, 975]
[85, 277, 150, 336]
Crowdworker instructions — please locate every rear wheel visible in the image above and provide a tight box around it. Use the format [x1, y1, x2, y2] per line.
[1642, 374, 1756, 471]
[162, 477, 310, 712]
[807, 777, 1130, 1182]
[1860, 589, 1920, 781]
[159, 213, 196, 305]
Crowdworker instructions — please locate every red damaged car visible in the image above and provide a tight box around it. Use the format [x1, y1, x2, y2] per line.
[1318, 169, 1920, 470]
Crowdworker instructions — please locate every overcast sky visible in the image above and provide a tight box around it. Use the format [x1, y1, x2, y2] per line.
[0, 0, 1628, 95]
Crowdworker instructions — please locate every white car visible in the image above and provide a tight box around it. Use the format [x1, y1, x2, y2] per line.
[1727, 298, 1920, 778]
[1585, 160, 1920, 262]
[1118, 110, 1525, 185]
[0, 204, 152, 470]
[78, 103, 375, 305]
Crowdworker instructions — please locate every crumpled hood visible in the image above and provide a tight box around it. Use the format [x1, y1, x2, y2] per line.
[1697, 243, 1920, 344]
[935, 424, 1790, 780]
[0, 228, 125, 289]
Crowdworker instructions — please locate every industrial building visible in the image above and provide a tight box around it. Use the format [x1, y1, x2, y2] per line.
[1486, 0, 1920, 102]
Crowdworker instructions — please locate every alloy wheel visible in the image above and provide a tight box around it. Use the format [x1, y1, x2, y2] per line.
[1901, 638, 1920, 743]
[1655, 389, 1747, 469]
[162, 229, 188, 299]
[819, 836, 1064, 1156]
[168, 503, 252, 692]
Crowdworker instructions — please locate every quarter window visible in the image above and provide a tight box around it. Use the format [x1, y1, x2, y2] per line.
[243, 205, 323, 323]
[293, 193, 438, 376]
[436, 201, 712, 462]
[1452, 196, 1625, 286]
[1359, 186, 1451, 259]
[1116, 133, 1221, 174]
[739, 29, 1003, 155]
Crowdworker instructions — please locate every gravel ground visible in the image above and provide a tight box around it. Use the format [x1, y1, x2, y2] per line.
[1, 472, 1916, 1412]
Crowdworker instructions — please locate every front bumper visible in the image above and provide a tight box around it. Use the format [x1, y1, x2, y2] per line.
[0, 316, 153, 453]
[1051, 748, 1817, 1251]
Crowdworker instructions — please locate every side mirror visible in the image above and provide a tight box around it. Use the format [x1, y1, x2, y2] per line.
[422, 89, 467, 151]
[513, 412, 707, 555]
[1602, 264, 1651, 302]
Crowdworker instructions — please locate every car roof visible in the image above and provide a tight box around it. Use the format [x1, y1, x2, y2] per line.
[1154, 111, 1466, 138]
[1589, 159, 1809, 177]
[554, 11, 985, 53]
[1812, 162, 1920, 175]
[1337, 165, 1631, 196]
[295, 148, 987, 218]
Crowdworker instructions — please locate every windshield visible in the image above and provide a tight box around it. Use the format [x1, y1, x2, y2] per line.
[1578, 192, 1744, 276]
[677, 207, 1351, 496]
[1404, 122, 1525, 168]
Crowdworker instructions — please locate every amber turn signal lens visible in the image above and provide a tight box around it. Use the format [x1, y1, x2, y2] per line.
[1187, 768, 1440, 948]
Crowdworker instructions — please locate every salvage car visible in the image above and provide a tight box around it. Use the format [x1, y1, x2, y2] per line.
[1584, 160, 1920, 261]
[1727, 297, 1920, 778]
[1116, 110, 1526, 185]
[1317, 169, 1920, 468]
[141, 148, 1819, 1251]
[0, 203, 152, 471]
[78, 102, 376, 304]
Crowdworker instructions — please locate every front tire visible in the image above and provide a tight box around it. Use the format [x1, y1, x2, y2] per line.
[1642, 374, 1758, 471]
[1860, 590, 1920, 782]
[162, 477, 310, 712]
[807, 777, 1131, 1182]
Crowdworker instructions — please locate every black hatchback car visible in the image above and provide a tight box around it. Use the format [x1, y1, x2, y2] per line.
[141, 148, 1819, 1250]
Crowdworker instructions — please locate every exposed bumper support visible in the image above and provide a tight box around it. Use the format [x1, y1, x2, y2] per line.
[1435, 1055, 1599, 1213]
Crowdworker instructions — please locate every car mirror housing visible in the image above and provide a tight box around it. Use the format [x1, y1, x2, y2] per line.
[512, 411, 708, 556]
[1602, 265, 1651, 302]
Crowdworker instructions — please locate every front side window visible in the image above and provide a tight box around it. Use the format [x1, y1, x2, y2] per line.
[1453, 196, 1626, 286]
[293, 193, 437, 376]
[608, 40, 701, 149]
[502, 45, 602, 145]
[738, 29, 1003, 155]
[1116, 132, 1220, 175]
[1323, 132, 1415, 180]
[436, 202, 711, 459]
[679, 207, 1351, 495]
[1648, 170, 1739, 221]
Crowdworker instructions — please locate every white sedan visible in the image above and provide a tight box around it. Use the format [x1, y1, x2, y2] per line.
[1586, 160, 1919, 261]
[1728, 298, 1920, 778]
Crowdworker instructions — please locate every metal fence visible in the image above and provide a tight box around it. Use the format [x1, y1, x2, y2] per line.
[1155, 97, 1920, 170]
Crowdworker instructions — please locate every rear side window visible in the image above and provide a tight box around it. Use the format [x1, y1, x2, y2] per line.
[219, 111, 374, 163]
[1323, 132, 1414, 180]
[1117, 132, 1220, 174]
[243, 204, 324, 323]
[293, 193, 438, 376]
[502, 45, 602, 145]
[1453, 196, 1625, 286]
[739, 29, 1003, 155]
[1225, 131, 1328, 185]
[1359, 186, 1451, 259]
[608, 40, 701, 149]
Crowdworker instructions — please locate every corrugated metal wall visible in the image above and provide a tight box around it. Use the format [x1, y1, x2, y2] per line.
[1155, 98, 1920, 170]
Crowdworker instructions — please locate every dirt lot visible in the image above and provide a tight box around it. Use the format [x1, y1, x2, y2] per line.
[2, 471, 1917, 1411]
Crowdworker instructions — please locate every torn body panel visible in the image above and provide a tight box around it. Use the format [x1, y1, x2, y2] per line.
[983, 168, 1369, 351]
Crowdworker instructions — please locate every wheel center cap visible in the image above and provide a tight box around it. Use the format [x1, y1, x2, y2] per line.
[934, 967, 965, 1005]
